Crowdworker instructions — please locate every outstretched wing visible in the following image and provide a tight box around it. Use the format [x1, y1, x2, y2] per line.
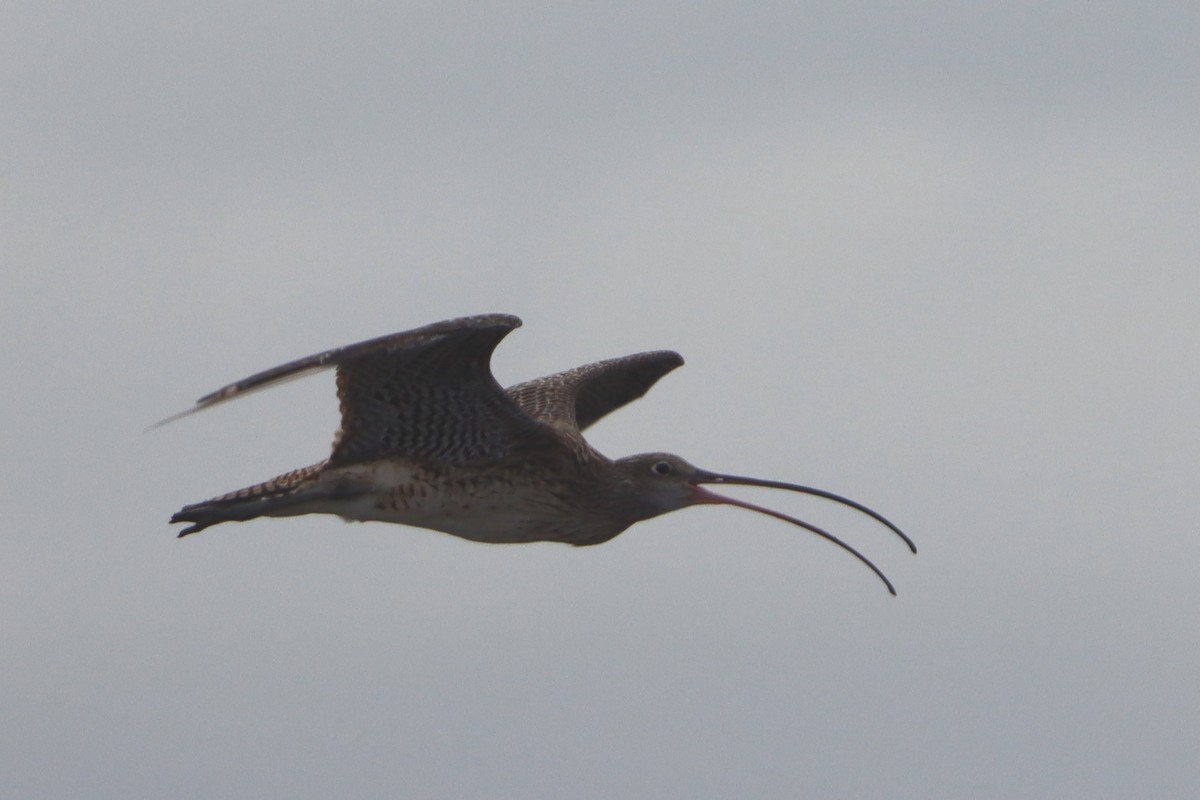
[162, 314, 555, 466]
[506, 350, 684, 436]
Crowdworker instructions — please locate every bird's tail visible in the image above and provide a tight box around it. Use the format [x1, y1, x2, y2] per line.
[171, 461, 344, 537]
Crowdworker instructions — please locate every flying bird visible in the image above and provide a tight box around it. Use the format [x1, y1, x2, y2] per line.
[166, 314, 915, 593]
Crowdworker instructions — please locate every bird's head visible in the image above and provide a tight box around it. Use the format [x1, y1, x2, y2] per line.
[611, 452, 916, 595]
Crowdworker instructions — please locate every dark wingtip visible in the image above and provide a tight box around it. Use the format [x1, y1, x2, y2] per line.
[171, 508, 208, 537]
[147, 407, 199, 431]
[174, 519, 209, 537]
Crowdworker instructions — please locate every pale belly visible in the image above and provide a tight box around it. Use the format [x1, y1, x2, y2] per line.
[292, 461, 624, 545]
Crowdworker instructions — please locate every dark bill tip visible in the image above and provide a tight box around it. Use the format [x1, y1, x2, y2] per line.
[692, 469, 916, 554]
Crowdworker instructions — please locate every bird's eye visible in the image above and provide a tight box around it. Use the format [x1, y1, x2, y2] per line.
[651, 460, 673, 476]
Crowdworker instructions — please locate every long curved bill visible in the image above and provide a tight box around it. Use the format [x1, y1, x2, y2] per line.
[690, 469, 915, 596]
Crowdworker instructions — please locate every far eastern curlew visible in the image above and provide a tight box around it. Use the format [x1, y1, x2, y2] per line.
[165, 314, 915, 594]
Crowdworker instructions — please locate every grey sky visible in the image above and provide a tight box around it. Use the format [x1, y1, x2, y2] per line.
[4, 3, 1199, 798]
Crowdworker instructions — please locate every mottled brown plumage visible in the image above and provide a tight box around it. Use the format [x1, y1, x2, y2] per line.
[167, 314, 914, 593]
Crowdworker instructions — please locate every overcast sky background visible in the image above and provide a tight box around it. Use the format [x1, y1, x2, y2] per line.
[4, 3, 1199, 798]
